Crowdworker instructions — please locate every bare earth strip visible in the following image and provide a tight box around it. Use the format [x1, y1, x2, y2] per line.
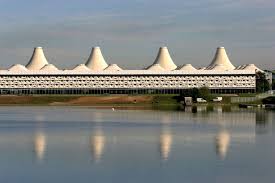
[0, 95, 155, 106]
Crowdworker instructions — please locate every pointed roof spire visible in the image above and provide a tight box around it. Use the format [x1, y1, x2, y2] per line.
[152, 47, 177, 70]
[85, 47, 108, 71]
[208, 47, 235, 70]
[26, 47, 49, 70]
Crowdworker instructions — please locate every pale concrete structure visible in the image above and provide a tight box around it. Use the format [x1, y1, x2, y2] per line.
[104, 64, 122, 71]
[208, 47, 235, 70]
[147, 64, 165, 71]
[0, 46, 259, 95]
[207, 64, 227, 71]
[178, 64, 197, 71]
[85, 47, 108, 71]
[72, 64, 91, 72]
[40, 64, 59, 71]
[243, 64, 262, 72]
[149, 47, 177, 71]
[8, 64, 28, 72]
[26, 47, 49, 70]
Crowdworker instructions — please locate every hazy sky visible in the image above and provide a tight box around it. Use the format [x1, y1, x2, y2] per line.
[0, 0, 274, 69]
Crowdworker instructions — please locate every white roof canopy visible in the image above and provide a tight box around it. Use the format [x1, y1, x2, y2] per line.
[8, 64, 28, 72]
[151, 47, 177, 71]
[85, 47, 108, 71]
[40, 64, 59, 71]
[26, 47, 49, 70]
[72, 64, 91, 72]
[104, 64, 123, 71]
[208, 47, 235, 70]
[178, 64, 197, 71]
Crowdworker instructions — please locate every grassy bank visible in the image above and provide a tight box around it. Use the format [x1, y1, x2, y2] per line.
[0, 94, 269, 106]
[0, 95, 179, 106]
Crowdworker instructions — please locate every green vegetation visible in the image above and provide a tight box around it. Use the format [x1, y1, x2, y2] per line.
[152, 95, 179, 105]
[178, 87, 213, 102]
[256, 72, 271, 93]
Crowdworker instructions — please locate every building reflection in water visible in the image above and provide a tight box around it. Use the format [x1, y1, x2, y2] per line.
[255, 110, 272, 135]
[90, 127, 105, 163]
[215, 130, 231, 160]
[159, 114, 173, 161]
[159, 129, 172, 161]
[34, 131, 47, 162]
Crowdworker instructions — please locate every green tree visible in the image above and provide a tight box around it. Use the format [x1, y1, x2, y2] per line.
[198, 87, 211, 101]
[256, 72, 270, 93]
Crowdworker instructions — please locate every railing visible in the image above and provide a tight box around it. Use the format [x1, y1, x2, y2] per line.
[231, 97, 257, 103]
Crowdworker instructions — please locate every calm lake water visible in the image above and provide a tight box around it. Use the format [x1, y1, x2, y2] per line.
[0, 106, 274, 183]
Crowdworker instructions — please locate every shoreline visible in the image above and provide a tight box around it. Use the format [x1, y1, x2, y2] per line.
[0, 95, 267, 107]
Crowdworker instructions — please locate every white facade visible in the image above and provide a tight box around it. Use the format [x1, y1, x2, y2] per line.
[0, 46, 259, 94]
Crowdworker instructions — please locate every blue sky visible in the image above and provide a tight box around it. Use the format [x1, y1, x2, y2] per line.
[0, 0, 274, 69]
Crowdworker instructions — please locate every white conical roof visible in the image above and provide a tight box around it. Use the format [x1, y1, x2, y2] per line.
[178, 64, 197, 71]
[243, 64, 262, 72]
[104, 64, 123, 71]
[208, 47, 235, 70]
[26, 47, 49, 70]
[85, 47, 108, 71]
[8, 64, 28, 72]
[147, 64, 165, 71]
[152, 47, 177, 70]
[73, 64, 91, 72]
[40, 64, 59, 71]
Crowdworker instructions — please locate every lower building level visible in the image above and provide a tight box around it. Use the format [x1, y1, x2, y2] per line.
[0, 88, 256, 95]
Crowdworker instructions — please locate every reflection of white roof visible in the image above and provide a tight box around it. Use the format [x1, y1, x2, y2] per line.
[159, 132, 172, 161]
[8, 64, 28, 72]
[208, 47, 235, 70]
[215, 130, 230, 159]
[34, 132, 46, 161]
[178, 64, 197, 71]
[26, 47, 49, 70]
[72, 64, 91, 72]
[85, 47, 108, 71]
[147, 64, 165, 71]
[151, 47, 177, 70]
[104, 64, 122, 71]
[40, 64, 59, 71]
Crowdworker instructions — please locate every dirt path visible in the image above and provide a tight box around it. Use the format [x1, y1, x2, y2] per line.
[0, 95, 154, 105]
[67, 96, 154, 105]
